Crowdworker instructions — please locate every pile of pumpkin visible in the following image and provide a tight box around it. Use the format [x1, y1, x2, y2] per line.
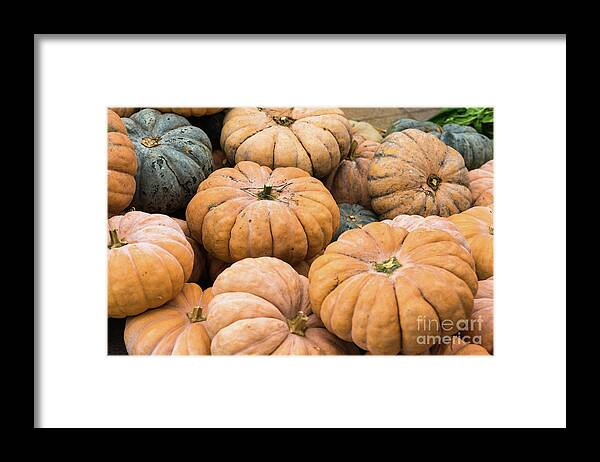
[108, 107, 494, 356]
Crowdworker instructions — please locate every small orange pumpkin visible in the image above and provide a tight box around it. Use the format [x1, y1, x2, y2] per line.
[468, 160, 494, 207]
[124, 284, 214, 355]
[107, 109, 137, 215]
[349, 120, 384, 143]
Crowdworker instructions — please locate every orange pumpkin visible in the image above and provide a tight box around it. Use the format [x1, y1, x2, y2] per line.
[463, 276, 494, 354]
[107, 211, 194, 318]
[325, 135, 380, 209]
[124, 284, 214, 355]
[309, 222, 478, 355]
[186, 161, 339, 265]
[172, 218, 206, 283]
[220, 107, 352, 178]
[206, 257, 359, 355]
[109, 107, 138, 117]
[107, 109, 137, 215]
[349, 120, 384, 143]
[367, 129, 472, 219]
[468, 160, 494, 207]
[448, 206, 494, 279]
[155, 108, 224, 117]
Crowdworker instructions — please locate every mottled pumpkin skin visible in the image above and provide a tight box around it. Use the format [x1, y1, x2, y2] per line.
[440, 124, 493, 170]
[220, 107, 352, 178]
[468, 160, 494, 206]
[107, 110, 137, 215]
[186, 161, 339, 265]
[334, 203, 378, 241]
[326, 135, 380, 209]
[206, 257, 359, 355]
[381, 214, 470, 252]
[385, 118, 443, 137]
[109, 107, 138, 117]
[172, 218, 206, 284]
[308, 222, 478, 355]
[155, 108, 224, 118]
[349, 120, 384, 143]
[429, 337, 490, 355]
[107, 211, 194, 318]
[368, 129, 473, 219]
[123, 109, 213, 214]
[124, 284, 214, 355]
[448, 206, 494, 280]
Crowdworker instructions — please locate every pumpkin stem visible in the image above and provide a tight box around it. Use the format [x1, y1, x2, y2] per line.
[348, 215, 357, 222]
[374, 256, 402, 274]
[108, 229, 127, 249]
[427, 174, 442, 191]
[287, 311, 309, 336]
[347, 139, 359, 160]
[141, 136, 161, 148]
[257, 184, 276, 200]
[187, 306, 206, 323]
[273, 116, 295, 127]
[489, 226, 494, 235]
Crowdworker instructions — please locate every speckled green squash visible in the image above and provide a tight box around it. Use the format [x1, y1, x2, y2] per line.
[123, 109, 213, 213]
[333, 203, 378, 240]
[439, 124, 493, 170]
[385, 118, 442, 137]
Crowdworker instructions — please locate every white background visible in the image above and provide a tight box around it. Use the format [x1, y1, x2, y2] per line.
[36, 36, 566, 428]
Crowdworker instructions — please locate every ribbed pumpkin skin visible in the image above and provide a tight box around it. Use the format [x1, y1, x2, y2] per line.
[466, 298, 493, 354]
[475, 276, 493, 299]
[308, 222, 478, 355]
[440, 124, 493, 170]
[123, 109, 213, 214]
[349, 120, 383, 143]
[155, 108, 224, 118]
[334, 203, 378, 241]
[207, 254, 316, 282]
[381, 214, 470, 252]
[326, 135, 380, 209]
[107, 110, 137, 215]
[220, 107, 352, 178]
[385, 118, 442, 137]
[107, 212, 194, 318]
[206, 257, 359, 355]
[124, 284, 214, 355]
[185, 161, 340, 265]
[448, 206, 494, 280]
[468, 160, 494, 206]
[367, 129, 472, 219]
[109, 107, 138, 117]
[430, 337, 490, 355]
[172, 218, 206, 284]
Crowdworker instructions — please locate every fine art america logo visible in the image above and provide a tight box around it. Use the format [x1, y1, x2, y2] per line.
[416, 316, 483, 346]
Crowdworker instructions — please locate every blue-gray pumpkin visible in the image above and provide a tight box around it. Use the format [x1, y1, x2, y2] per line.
[385, 118, 442, 137]
[334, 203, 378, 241]
[438, 124, 493, 170]
[123, 109, 213, 214]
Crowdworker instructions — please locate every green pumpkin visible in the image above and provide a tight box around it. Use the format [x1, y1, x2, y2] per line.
[439, 124, 493, 170]
[334, 203, 378, 241]
[385, 118, 442, 137]
[123, 109, 213, 214]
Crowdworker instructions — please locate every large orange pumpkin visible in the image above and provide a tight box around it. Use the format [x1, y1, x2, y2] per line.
[308, 222, 478, 355]
[186, 161, 339, 265]
[325, 135, 380, 209]
[124, 284, 214, 355]
[367, 129, 472, 219]
[155, 108, 224, 118]
[468, 159, 494, 207]
[207, 254, 316, 282]
[172, 218, 206, 283]
[206, 257, 359, 355]
[448, 206, 494, 279]
[220, 107, 352, 178]
[107, 109, 137, 215]
[107, 211, 194, 318]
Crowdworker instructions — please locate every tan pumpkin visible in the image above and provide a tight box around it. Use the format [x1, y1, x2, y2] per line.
[448, 206, 494, 279]
[430, 337, 490, 355]
[468, 160, 494, 206]
[349, 120, 384, 143]
[308, 222, 478, 355]
[381, 214, 470, 252]
[109, 107, 138, 117]
[325, 135, 380, 209]
[367, 129, 472, 219]
[206, 257, 359, 355]
[107, 109, 137, 215]
[186, 161, 339, 265]
[220, 107, 352, 178]
[155, 108, 224, 117]
[124, 284, 214, 355]
[107, 211, 194, 318]
[172, 218, 206, 284]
